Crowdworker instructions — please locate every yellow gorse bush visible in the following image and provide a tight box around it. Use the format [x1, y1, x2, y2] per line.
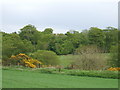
[24, 61, 36, 68]
[10, 53, 43, 68]
[107, 67, 120, 71]
[22, 58, 42, 68]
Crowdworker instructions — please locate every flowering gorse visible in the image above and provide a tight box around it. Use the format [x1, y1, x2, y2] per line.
[10, 53, 42, 68]
[107, 67, 120, 71]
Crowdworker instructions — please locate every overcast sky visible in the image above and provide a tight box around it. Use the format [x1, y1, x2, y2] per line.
[0, 0, 119, 33]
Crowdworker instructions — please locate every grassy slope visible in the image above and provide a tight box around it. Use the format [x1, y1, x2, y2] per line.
[2, 69, 118, 88]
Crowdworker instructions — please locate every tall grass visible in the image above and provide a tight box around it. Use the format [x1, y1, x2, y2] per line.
[74, 53, 108, 70]
[59, 53, 110, 70]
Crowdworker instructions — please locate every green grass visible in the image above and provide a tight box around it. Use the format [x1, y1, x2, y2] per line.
[2, 69, 118, 88]
[59, 54, 110, 67]
[59, 54, 79, 67]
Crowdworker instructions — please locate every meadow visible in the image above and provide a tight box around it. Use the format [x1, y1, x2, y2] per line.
[59, 54, 110, 68]
[2, 68, 118, 88]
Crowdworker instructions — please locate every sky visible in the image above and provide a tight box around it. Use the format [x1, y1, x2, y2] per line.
[0, 0, 119, 33]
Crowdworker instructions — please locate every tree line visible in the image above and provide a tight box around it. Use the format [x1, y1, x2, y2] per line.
[1, 24, 119, 66]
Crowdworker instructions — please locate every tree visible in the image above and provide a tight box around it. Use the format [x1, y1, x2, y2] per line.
[48, 34, 67, 54]
[88, 27, 105, 48]
[19, 24, 40, 46]
[103, 27, 118, 52]
[55, 41, 74, 55]
[66, 31, 88, 49]
[108, 45, 119, 67]
[43, 28, 53, 34]
[2, 32, 34, 63]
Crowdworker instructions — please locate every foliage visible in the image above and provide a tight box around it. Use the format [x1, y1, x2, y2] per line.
[19, 24, 39, 45]
[8, 53, 42, 68]
[2, 32, 34, 62]
[74, 45, 103, 54]
[54, 41, 74, 55]
[88, 27, 105, 48]
[103, 27, 118, 52]
[108, 45, 118, 67]
[31, 50, 59, 65]
[2, 25, 119, 67]
[107, 67, 120, 71]
[43, 28, 53, 34]
[73, 45, 107, 70]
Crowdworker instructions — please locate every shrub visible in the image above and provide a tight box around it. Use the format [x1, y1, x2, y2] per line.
[30, 50, 59, 65]
[72, 45, 107, 70]
[8, 53, 42, 68]
[107, 67, 120, 71]
[108, 45, 118, 67]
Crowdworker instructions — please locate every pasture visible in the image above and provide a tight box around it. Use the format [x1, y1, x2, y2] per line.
[2, 69, 118, 88]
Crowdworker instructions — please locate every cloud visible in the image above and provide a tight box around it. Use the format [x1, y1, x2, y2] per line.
[0, 0, 118, 33]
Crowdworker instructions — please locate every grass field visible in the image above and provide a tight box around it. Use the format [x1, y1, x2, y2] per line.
[59, 54, 75, 66]
[59, 54, 110, 67]
[2, 69, 118, 88]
